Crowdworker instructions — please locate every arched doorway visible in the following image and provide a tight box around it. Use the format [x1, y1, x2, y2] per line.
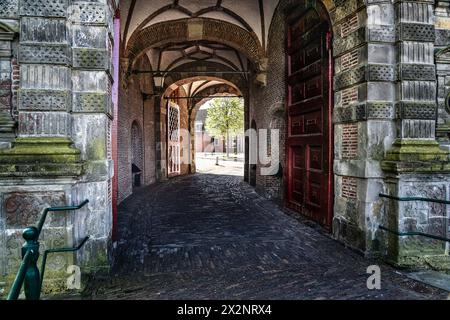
[285, 4, 334, 229]
[131, 120, 143, 188]
[250, 119, 257, 187]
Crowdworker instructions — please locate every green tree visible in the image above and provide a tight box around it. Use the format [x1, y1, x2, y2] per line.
[205, 97, 244, 157]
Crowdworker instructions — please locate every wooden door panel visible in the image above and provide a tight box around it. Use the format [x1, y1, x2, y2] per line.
[304, 110, 322, 134]
[286, 9, 333, 229]
[305, 76, 322, 98]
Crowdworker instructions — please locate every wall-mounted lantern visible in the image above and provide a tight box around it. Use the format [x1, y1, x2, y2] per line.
[153, 74, 165, 88]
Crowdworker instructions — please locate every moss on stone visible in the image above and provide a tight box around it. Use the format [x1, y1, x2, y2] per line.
[382, 139, 450, 173]
[87, 137, 106, 160]
[0, 138, 80, 162]
[0, 137, 84, 177]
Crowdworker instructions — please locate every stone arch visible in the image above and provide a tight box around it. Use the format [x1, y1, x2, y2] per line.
[269, 0, 335, 29]
[162, 61, 248, 94]
[130, 120, 143, 188]
[162, 76, 244, 174]
[192, 85, 242, 118]
[124, 18, 265, 73]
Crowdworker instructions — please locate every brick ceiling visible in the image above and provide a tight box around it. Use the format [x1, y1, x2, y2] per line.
[121, 0, 279, 50]
[121, 0, 279, 75]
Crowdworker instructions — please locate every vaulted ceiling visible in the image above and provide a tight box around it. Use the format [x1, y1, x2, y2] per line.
[146, 42, 248, 75]
[120, 1, 279, 97]
[120, 0, 280, 51]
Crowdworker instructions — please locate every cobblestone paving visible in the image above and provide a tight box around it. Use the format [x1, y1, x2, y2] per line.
[87, 173, 448, 300]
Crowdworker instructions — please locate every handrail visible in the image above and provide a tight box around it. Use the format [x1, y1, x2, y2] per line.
[40, 236, 90, 288]
[36, 199, 90, 236]
[379, 193, 450, 205]
[379, 225, 450, 243]
[6, 200, 90, 300]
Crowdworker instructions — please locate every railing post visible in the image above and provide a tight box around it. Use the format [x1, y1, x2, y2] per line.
[22, 227, 41, 300]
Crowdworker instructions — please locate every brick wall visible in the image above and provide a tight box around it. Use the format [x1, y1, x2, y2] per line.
[341, 123, 358, 159]
[250, 0, 287, 202]
[118, 56, 155, 203]
[341, 176, 357, 199]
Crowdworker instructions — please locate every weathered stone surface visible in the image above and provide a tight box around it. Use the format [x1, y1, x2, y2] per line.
[18, 112, 71, 136]
[20, 18, 67, 43]
[19, 44, 70, 65]
[20, 0, 68, 18]
[73, 48, 110, 70]
[381, 174, 450, 268]
[72, 114, 108, 161]
[0, 0, 19, 19]
[3, 191, 66, 227]
[18, 90, 71, 111]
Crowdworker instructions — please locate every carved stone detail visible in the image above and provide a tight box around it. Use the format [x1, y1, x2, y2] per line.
[19, 44, 70, 65]
[18, 89, 71, 111]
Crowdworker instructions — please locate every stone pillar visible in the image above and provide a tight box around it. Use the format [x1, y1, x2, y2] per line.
[244, 89, 250, 183]
[0, 0, 117, 296]
[380, 0, 450, 268]
[0, 0, 85, 295]
[0, 0, 83, 176]
[435, 1, 450, 148]
[153, 88, 166, 181]
[332, 0, 397, 253]
[0, 20, 17, 148]
[69, 0, 115, 276]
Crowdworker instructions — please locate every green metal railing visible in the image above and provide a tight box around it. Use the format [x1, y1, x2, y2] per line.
[378, 193, 450, 244]
[379, 193, 450, 205]
[7, 200, 90, 300]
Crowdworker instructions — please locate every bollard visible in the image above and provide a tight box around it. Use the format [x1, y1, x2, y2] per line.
[216, 156, 219, 166]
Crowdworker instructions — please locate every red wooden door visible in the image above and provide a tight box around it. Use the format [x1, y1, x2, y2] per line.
[285, 9, 333, 229]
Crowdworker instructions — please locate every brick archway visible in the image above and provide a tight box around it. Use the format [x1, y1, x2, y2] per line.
[124, 17, 265, 73]
[162, 76, 244, 175]
[164, 61, 247, 94]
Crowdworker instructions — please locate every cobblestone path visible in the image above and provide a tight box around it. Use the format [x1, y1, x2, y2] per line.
[87, 173, 448, 300]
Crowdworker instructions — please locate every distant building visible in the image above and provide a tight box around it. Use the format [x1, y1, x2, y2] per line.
[195, 108, 244, 154]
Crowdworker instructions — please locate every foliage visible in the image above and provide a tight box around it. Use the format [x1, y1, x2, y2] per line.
[204, 97, 244, 139]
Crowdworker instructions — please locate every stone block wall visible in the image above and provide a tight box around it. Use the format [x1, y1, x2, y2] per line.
[248, 0, 449, 268]
[0, 0, 119, 297]
[435, 1, 450, 147]
[331, 0, 404, 254]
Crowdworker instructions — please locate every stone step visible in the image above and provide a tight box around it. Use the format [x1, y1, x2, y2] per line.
[0, 119, 15, 126]
[0, 124, 15, 129]
[0, 124, 15, 131]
